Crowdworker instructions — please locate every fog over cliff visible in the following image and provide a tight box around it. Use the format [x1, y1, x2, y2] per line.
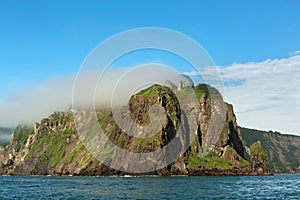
[0, 64, 199, 127]
[1, 55, 299, 135]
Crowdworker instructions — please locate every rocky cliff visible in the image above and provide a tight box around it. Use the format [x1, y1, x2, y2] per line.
[249, 141, 270, 175]
[0, 83, 270, 176]
[241, 127, 300, 173]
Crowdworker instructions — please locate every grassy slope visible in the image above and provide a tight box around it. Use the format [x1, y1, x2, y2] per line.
[240, 127, 300, 173]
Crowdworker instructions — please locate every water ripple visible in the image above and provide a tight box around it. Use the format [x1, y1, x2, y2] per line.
[0, 174, 299, 199]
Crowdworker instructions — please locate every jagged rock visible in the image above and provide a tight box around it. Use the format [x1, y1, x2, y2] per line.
[177, 80, 183, 91]
[241, 127, 300, 173]
[179, 74, 194, 87]
[250, 141, 270, 175]
[165, 74, 194, 91]
[222, 145, 238, 162]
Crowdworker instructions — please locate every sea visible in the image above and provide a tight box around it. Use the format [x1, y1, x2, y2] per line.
[0, 174, 299, 199]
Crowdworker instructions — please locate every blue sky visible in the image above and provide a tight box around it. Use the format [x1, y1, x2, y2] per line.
[0, 0, 300, 133]
[1, 0, 299, 93]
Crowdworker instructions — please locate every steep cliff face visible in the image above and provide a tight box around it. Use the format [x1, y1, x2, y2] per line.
[249, 141, 270, 175]
[0, 83, 270, 176]
[241, 127, 300, 173]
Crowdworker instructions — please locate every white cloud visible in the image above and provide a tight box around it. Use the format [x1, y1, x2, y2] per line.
[165, 56, 300, 135]
[182, 70, 199, 76]
[219, 55, 300, 134]
[289, 50, 300, 56]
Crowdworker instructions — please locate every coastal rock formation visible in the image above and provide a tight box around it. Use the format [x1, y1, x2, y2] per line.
[0, 83, 270, 176]
[164, 74, 194, 91]
[250, 141, 270, 175]
[241, 127, 300, 173]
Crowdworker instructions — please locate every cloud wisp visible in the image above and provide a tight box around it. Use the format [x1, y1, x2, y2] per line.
[184, 54, 300, 134]
[290, 50, 300, 56]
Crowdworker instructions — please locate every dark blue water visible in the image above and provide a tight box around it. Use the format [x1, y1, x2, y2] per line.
[0, 174, 299, 199]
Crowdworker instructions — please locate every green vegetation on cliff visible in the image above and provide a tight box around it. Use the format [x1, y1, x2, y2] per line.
[187, 152, 233, 170]
[27, 130, 74, 166]
[249, 141, 270, 175]
[12, 126, 33, 152]
[0, 82, 271, 176]
[240, 127, 300, 173]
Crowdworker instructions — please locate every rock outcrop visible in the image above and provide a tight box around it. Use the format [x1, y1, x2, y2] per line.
[250, 141, 270, 175]
[0, 83, 270, 176]
[241, 127, 300, 173]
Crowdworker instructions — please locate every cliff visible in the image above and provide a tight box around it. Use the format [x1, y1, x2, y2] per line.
[249, 141, 270, 175]
[241, 127, 300, 173]
[0, 83, 270, 176]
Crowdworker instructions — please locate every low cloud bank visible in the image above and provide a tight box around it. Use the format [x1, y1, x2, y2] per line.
[1, 55, 299, 135]
[0, 64, 194, 127]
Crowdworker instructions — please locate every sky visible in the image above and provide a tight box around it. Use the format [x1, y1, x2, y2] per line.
[0, 0, 300, 135]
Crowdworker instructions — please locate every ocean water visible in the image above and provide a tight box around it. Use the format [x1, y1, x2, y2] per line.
[0, 174, 299, 199]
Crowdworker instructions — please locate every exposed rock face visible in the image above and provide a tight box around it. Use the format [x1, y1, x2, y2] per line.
[241, 127, 300, 173]
[0, 83, 270, 176]
[164, 74, 194, 91]
[34, 112, 75, 134]
[0, 146, 9, 174]
[218, 104, 244, 157]
[250, 141, 270, 175]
